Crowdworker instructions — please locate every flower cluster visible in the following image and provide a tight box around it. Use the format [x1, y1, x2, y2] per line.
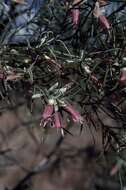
[40, 99, 83, 130]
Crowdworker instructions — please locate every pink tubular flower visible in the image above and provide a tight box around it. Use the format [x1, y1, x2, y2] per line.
[41, 104, 54, 120]
[62, 104, 83, 123]
[119, 68, 126, 85]
[110, 164, 119, 176]
[54, 112, 62, 128]
[93, 1, 110, 30]
[71, 8, 80, 29]
[98, 15, 110, 30]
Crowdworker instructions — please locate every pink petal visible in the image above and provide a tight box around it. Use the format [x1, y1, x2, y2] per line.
[120, 68, 126, 85]
[42, 104, 54, 120]
[110, 164, 119, 176]
[98, 15, 110, 30]
[63, 104, 83, 123]
[54, 112, 62, 128]
[71, 8, 80, 29]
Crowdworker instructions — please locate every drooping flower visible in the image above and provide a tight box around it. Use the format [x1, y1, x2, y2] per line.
[71, 8, 80, 29]
[62, 104, 83, 123]
[93, 1, 110, 30]
[40, 104, 54, 127]
[53, 112, 62, 128]
[42, 104, 54, 120]
[98, 15, 110, 30]
[110, 164, 120, 176]
[119, 68, 126, 85]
